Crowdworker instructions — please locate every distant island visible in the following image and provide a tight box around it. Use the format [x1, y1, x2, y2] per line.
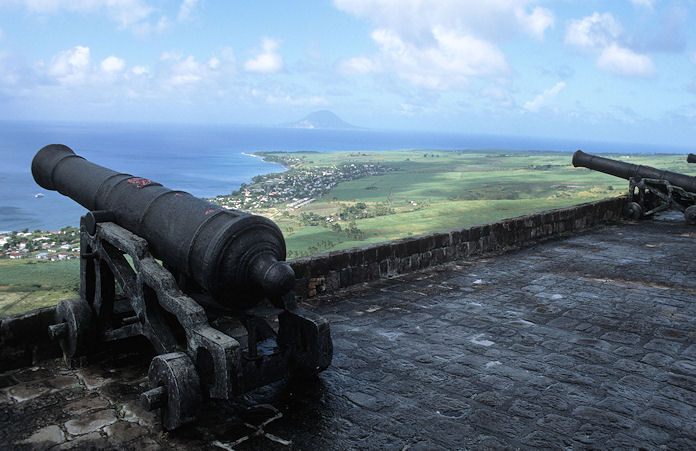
[282, 110, 361, 130]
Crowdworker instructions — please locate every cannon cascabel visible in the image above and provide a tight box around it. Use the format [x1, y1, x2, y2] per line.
[31, 144, 295, 308]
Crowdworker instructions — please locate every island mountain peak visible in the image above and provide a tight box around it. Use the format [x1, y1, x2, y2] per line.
[284, 110, 360, 130]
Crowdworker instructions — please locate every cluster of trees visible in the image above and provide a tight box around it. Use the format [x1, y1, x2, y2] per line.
[339, 202, 395, 220]
[298, 212, 365, 241]
[287, 238, 339, 259]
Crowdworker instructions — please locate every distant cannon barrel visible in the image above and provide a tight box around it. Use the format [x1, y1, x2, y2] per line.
[687, 154, 696, 164]
[572, 149, 696, 193]
[32, 144, 295, 309]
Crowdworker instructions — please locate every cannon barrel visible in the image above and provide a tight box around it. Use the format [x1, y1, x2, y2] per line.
[572, 150, 696, 193]
[32, 144, 295, 309]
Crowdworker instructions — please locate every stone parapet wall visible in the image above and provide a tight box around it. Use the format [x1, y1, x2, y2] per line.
[0, 196, 626, 369]
[289, 196, 627, 299]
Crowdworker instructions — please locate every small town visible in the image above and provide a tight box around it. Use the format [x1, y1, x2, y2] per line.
[0, 227, 80, 260]
[1, 156, 393, 259]
[211, 154, 393, 211]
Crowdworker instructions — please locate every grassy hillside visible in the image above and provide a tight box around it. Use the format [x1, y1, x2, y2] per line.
[0, 258, 80, 317]
[259, 150, 693, 256]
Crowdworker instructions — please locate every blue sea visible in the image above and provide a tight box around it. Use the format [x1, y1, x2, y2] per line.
[0, 120, 691, 232]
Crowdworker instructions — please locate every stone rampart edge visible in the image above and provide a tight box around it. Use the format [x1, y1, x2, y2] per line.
[0, 196, 626, 369]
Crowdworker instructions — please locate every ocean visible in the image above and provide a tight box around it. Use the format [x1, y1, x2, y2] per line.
[0, 120, 690, 232]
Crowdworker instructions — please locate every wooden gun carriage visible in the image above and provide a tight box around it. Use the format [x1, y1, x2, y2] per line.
[32, 144, 332, 430]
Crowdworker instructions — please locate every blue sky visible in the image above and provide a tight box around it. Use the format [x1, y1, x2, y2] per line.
[0, 0, 694, 146]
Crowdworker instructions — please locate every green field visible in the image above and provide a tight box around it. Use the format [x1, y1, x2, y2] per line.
[267, 150, 693, 256]
[0, 258, 80, 317]
[2, 149, 693, 316]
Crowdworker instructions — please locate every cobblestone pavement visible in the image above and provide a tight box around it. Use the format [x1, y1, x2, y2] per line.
[1, 216, 695, 449]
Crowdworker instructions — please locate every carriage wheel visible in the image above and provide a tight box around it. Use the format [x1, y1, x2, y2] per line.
[622, 202, 643, 220]
[141, 352, 201, 430]
[684, 205, 696, 225]
[48, 298, 95, 358]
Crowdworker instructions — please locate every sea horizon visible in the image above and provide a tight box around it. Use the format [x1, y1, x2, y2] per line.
[1, 119, 693, 233]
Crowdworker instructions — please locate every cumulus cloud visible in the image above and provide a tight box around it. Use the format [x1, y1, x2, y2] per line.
[131, 65, 149, 75]
[523, 81, 565, 112]
[177, 0, 198, 21]
[565, 12, 655, 78]
[565, 12, 621, 52]
[334, 0, 554, 41]
[8, 0, 172, 34]
[365, 27, 508, 90]
[157, 50, 235, 90]
[597, 44, 655, 77]
[518, 7, 555, 40]
[244, 37, 284, 74]
[48, 45, 91, 84]
[334, 0, 551, 91]
[100, 56, 126, 73]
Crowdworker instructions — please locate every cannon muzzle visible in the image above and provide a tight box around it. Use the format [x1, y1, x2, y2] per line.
[32, 144, 294, 309]
[687, 154, 696, 164]
[572, 149, 696, 193]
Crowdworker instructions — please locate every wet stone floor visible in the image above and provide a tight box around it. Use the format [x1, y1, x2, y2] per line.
[2, 216, 696, 450]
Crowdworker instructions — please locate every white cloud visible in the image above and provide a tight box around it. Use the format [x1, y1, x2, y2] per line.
[338, 56, 375, 75]
[629, 0, 654, 8]
[334, 0, 548, 91]
[163, 55, 205, 87]
[48, 45, 91, 84]
[244, 37, 283, 74]
[597, 44, 656, 77]
[565, 12, 655, 78]
[46, 46, 133, 85]
[207, 56, 220, 70]
[158, 51, 235, 89]
[11, 0, 167, 34]
[523, 81, 565, 112]
[131, 65, 149, 75]
[517, 7, 554, 40]
[565, 12, 621, 52]
[265, 94, 326, 106]
[178, 0, 198, 22]
[334, 0, 555, 41]
[339, 27, 508, 90]
[388, 27, 506, 89]
[100, 56, 125, 73]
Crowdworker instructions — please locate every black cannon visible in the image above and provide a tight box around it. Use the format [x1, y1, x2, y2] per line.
[33, 144, 332, 429]
[572, 149, 696, 223]
[687, 153, 696, 164]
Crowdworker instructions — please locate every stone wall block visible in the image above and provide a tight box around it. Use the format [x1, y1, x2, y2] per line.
[392, 239, 410, 258]
[339, 267, 352, 288]
[418, 234, 436, 253]
[349, 248, 365, 267]
[377, 243, 393, 262]
[367, 262, 380, 280]
[327, 251, 352, 272]
[406, 238, 421, 256]
[290, 257, 310, 279]
[469, 226, 481, 242]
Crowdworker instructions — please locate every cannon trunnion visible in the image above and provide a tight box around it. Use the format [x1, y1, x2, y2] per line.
[572, 149, 696, 224]
[33, 144, 332, 430]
